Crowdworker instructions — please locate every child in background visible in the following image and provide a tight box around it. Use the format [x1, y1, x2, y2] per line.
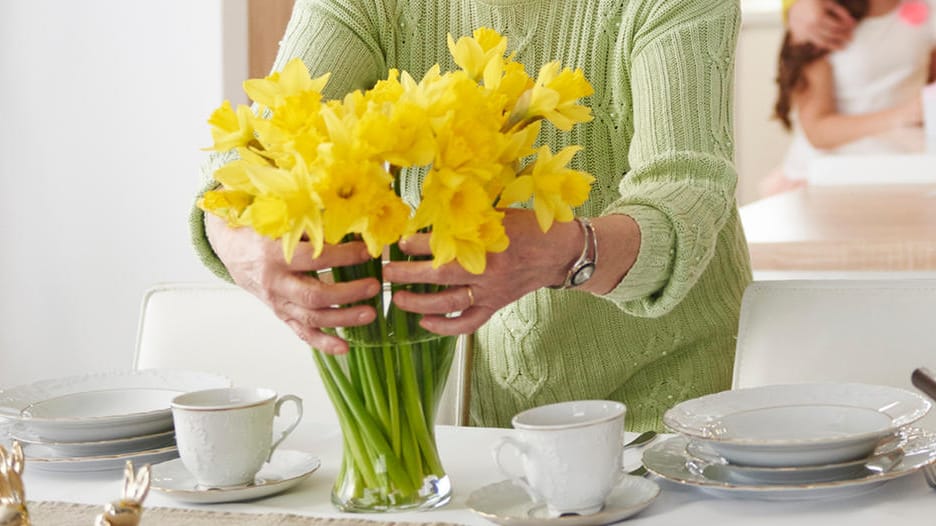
[763, 0, 936, 196]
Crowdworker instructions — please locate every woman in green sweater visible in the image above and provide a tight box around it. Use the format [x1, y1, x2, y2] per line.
[193, 0, 752, 431]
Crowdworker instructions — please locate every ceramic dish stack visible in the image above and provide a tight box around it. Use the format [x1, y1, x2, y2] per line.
[0, 369, 230, 473]
[644, 383, 936, 500]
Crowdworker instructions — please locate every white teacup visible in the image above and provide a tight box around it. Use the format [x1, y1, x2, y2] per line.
[171, 387, 303, 488]
[493, 400, 626, 517]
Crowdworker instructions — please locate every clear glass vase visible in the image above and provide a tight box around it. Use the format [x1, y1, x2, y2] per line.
[313, 262, 457, 512]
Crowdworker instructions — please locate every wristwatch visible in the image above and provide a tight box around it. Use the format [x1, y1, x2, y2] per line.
[552, 218, 598, 289]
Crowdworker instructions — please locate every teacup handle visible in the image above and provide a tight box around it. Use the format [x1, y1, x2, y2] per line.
[492, 436, 543, 504]
[268, 394, 303, 462]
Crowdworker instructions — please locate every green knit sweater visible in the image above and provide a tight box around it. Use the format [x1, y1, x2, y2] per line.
[190, 0, 753, 432]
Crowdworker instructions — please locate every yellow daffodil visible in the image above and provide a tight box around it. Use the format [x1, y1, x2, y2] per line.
[241, 161, 325, 261]
[204, 101, 256, 152]
[428, 207, 508, 274]
[210, 160, 260, 194]
[512, 62, 594, 131]
[447, 27, 508, 82]
[361, 190, 411, 257]
[312, 159, 394, 246]
[500, 145, 595, 232]
[488, 60, 533, 116]
[197, 189, 254, 225]
[243, 57, 330, 109]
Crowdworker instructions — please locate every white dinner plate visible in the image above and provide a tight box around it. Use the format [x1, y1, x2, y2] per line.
[0, 369, 230, 442]
[466, 476, 659, 526]
[26, 445, 180, 473]
[663, 383, 930, 467]
[642, 429, 936, 500]
[684, 433, 905, 485]
[150, 449, 321, 504]
[17, 429, 176, 459]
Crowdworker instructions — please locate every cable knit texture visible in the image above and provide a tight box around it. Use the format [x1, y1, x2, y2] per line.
[189, 0, 753, 431]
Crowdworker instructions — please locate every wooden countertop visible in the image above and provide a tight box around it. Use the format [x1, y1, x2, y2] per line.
[739, 184, 936, 271]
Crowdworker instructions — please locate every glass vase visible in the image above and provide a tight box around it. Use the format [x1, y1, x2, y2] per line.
[312, 264, 457, 512]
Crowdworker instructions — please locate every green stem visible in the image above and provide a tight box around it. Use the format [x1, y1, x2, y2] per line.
[384, 343, 401, 456]
[399, 408, 424, 488]
[420, 340, 435, 430]
[393, 315, 445, 477]
[319, 351, 416, 493]
[312, 350, 379, 488]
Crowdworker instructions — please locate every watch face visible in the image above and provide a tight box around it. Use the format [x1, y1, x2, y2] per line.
[570, 263, 596, 287]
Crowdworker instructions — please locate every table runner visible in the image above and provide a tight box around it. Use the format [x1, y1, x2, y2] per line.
[28, 501, 465, 526]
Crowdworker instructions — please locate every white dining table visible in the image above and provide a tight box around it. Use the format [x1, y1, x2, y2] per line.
[19, 423, 936, 525]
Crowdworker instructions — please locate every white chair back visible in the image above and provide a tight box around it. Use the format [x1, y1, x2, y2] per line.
[133, 283, 469, 430]
[733, 279, 936, 429]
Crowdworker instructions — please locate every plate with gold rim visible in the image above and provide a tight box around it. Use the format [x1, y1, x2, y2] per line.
[642, 429, 936, 500]
[0, 370, 229, 442]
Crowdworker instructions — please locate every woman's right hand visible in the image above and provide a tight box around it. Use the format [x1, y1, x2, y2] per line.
[204, 214, 380, 354]
[788, 0, 856, 50]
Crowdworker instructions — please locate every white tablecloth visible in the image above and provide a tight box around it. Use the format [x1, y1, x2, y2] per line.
[22, 425, 936, 525]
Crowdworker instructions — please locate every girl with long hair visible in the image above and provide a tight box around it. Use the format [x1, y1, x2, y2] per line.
[762, 0, 936, 196]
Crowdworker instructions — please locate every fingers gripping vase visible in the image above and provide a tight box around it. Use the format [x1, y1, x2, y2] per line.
[312, 272, 457, 512]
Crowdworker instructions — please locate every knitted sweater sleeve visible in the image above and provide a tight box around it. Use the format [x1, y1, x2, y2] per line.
[599, 0, 741, 317]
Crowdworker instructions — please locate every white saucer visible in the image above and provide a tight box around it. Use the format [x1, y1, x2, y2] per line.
[27, 445, 179, 473]
[466, 476, 660, 526]
[642, 429, 936, 500]
[150, 449, 321, 504]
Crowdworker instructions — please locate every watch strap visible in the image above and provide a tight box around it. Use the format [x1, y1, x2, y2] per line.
[550, 217, 598, 290]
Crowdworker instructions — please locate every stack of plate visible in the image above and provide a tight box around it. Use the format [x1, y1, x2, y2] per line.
[645, 383, 936, 500]
[0, 370, 229, 473]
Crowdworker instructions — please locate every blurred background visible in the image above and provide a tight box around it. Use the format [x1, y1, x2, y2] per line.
[0, 0, 789, 387]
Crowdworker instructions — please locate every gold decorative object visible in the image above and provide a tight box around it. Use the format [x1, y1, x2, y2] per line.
[94, 461, 151, 526]
[0, 442, 28, 526]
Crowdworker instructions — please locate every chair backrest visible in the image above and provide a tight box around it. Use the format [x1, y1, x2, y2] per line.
[134, 283, 469, 430]
[733, 279, 936, 428]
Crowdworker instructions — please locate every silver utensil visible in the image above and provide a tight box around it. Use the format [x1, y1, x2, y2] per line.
[924, 465, 936, 490]
[623, 431, 657, 477]
[628, 465, 649, 477]
[907, 369, 936, 491]
[912, 368, 936, 403]
[624, 431, 657, 450]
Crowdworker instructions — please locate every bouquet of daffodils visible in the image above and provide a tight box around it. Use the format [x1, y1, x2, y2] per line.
[200, 27, 594, 273]
[199, 28, 595, 511]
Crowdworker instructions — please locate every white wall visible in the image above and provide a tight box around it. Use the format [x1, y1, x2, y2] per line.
[736, 0, 792, 204]
[0, 0, 247, 387]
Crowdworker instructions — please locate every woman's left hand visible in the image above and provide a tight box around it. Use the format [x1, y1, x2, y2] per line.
[382, 209, 582, 335]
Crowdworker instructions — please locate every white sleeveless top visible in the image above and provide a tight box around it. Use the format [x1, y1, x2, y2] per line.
[783, 0, 936, 180]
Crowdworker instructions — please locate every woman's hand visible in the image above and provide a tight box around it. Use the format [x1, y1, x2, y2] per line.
[205, 214, 380, 354]
[382, 209, 579, 335]
[788, 0, 856, 50]
[383, 209, 640, 335]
